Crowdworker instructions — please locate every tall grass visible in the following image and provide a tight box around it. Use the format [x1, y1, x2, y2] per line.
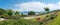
[0, 19, 40, 25]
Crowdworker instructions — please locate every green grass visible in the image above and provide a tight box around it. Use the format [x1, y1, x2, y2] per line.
[0, 12, 60, 25]
[46, 12, 60, 25]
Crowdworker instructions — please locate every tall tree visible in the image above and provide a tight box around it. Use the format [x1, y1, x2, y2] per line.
[44, 7, 49, 11]
[28, 11, 35, 15]
[14, 11, 20, 19]
[15, 11, 20, 16]
[7, 9, 13, 16]
[44, 7, 50, 13]
[0, 8, 6, 15]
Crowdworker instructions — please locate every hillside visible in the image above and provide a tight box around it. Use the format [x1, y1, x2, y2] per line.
[46, 12, 60, 25]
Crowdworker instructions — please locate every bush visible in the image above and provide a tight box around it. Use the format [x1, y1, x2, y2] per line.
[0, 19, 41, 25]
[49, 14, 57, 20]
[0, 19, 35, 25]
[50, 17, 54, 20]
[28, 11, 35, 15]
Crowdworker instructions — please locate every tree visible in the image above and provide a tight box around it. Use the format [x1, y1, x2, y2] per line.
[44, 7, 49, 11]
[7, 9, 13, 16]
[1, 13, 8, 18]
[15, 11, 20, 16]
[15, 11, 19, 15]
[28, 11, 35, 15]
[0, 8, 6, 15]
[44, 7, 50, 13]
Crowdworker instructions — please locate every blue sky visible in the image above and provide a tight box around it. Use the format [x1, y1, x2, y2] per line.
[0, 0, 60, 12]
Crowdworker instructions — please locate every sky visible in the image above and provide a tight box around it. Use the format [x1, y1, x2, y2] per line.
[0, 0, 60, 12]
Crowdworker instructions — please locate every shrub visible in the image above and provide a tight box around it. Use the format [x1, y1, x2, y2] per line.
[28, 11, 35, 15]
[50, 17, 54, 20]
[0, 19, 40, 25]
[0, 19, 44, 25]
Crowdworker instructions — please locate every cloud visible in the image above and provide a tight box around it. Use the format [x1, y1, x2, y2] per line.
[14, 2, 60, 12]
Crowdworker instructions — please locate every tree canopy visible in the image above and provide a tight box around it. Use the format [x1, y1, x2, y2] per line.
[44, 7, 49, 11]
[7, 9, 13, 16]
[28, 11, 35, 15]
[0, 8, 6, 15]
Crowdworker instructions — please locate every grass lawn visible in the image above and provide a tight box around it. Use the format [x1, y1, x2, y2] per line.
[46, 12, 60, 25]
